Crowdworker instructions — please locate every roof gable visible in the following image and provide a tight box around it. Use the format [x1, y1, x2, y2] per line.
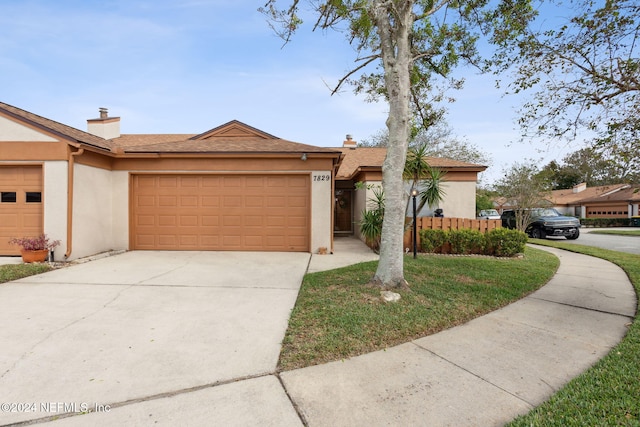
[0, 113, 59, 142]
[190, 120, 277, 141]
[0, 101, 113, 151]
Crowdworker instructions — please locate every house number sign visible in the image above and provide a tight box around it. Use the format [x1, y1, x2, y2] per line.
[313, 174, 331, 182]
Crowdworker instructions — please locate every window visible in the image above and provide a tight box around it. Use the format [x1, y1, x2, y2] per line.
[25, 192, 42, 203]
[1, 192, 16, 203]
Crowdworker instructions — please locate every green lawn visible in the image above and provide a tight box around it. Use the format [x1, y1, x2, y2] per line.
[508, 239, 640, 426]
[0, 263, 52, 283]
[589, 229, 640, 237]
[278, 246, 559, 370]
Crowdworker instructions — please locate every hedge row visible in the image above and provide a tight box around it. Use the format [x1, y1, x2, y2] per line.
[419, 228, 528, 257]
[580, 218, 637, 227]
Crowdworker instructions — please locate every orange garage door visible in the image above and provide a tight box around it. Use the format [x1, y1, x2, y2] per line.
[131, 174, 310, 252]
[0, 166, 43, 255]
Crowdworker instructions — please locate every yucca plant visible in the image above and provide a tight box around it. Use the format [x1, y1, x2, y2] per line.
[359, 186, 385, 252]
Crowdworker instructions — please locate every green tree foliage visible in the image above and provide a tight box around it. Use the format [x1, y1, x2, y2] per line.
[475, 190, 495, 214]
[360, 121, 492, 167]
[501, 0, 640, 158]
[494, 162, 551, 232]
[262, 0, 536, 289]
[403, 143, 447, 213]
[537, 147, 640, 189]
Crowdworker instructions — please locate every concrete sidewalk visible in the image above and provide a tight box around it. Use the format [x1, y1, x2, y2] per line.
[282, 244, 636, 426]
[5, 240, 635, 426]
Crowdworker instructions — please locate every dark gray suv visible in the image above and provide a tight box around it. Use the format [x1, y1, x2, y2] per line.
[501, 208, 580, 240]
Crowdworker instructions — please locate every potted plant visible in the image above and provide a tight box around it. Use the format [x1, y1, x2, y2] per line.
[8, 234, 61, 263]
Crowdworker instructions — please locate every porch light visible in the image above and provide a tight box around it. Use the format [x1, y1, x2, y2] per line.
[300, 153, 307, 161]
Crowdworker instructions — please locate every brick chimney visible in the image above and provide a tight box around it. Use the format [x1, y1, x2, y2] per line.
[343, 134, 357, 148]
[87, 107, 120, 139]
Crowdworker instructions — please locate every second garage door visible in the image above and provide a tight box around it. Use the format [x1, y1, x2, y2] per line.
[131, 174, 310, 252]
[0, 166, 43, 255]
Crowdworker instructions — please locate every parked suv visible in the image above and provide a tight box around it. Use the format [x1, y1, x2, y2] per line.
[501, 208, 580, 240]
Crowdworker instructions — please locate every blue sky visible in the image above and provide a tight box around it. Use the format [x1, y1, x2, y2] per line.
[0, 0, 580, 184]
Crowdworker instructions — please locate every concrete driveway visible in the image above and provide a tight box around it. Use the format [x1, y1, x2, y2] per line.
[0, 251, 310, 425]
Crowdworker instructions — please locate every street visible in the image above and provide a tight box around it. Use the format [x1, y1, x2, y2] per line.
[547, 228, 640, 255]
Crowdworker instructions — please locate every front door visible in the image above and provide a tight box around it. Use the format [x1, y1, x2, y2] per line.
[334, 189, 353, 234]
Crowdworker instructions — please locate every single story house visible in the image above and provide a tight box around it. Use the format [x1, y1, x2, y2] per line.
[1, 102, 485, 259]
[334, 142, 486, 241]
[550, 182, 640, 218]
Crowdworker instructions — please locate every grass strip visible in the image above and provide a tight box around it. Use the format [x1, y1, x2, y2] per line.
[0, 263, 52, 284]
[278, 246, 558, 371]
[508, 239, 640, 426]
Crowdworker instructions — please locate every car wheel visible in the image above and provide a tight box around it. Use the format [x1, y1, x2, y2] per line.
[530, 228, 546, 239]
[566, 229, 580, 240]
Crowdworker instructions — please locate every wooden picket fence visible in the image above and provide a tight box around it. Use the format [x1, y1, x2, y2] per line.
[403, 217, 502, 251]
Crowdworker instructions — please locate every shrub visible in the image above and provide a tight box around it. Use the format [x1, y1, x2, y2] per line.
[8, 234, 60, 251]
[448, 229, 485, 255]
[580, 217, 632, 228]
[419, 229, 448, 253]
[485, 228, 528, 257]
[360, 209, 383, 252]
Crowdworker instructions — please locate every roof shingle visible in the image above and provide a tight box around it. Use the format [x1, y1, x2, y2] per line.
[335, 147, 487, 179]
[0, 101, 114, 151]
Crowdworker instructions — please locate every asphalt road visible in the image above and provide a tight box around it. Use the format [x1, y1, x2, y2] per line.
[546, 228, 640, 255]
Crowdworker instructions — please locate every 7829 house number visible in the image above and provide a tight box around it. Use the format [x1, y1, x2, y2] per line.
[313, 174, 331, 182]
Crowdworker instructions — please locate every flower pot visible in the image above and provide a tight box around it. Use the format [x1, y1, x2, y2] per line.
[20, 249, 49, 263]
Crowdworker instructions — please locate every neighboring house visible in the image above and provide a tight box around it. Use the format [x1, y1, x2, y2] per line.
[550, 182, 640, 218]
[333, 139, 487, 242]
[0, 102, 487, 259]
[0, 102, 341, 258]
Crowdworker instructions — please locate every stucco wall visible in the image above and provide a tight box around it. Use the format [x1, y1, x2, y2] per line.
[311, 171, 333, 253]
[438, 181, 477, 219]
[71, 164, 118, 259]
[111, 171, 129, 250]
[0, 116, 57, 141]
[43, 161, 68, 261]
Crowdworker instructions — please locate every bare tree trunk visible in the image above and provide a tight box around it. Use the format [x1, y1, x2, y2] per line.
[370, 0, 414, 289]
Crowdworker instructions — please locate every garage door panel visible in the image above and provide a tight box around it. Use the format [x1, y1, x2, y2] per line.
[288, 176, 308, 187]
[245, 216, 263, 226]
[131, 174, 309, 251]
[180, 196, 198, 207]
[287, 216, 307, 227]
[224, 195, 242, 208]
[22, 213, 43, 228]
[245, 176, 264, 187]
[288, 196, 307, 207]
[245, 197, 263, 207]
[223, 177, 243, 187]
[223, 235, 241, 246]
[159, 196, 177, 207]
[200, 235, 219, 246]
[137, 195, 155, 207]
[201, 216, 219, 226]
[202, 196, 219, 207]
[0, 213, 18, 227]
[180, 216, 198, 226]
[158, 235, 178, 246]
[267, 177, 286, 187]
[266, 196, 286, 207]
[158, 177, 178, 187]
[202, 177, 220, 187]
[179, 235, 198, 246]
[0, 166, 44, 255]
